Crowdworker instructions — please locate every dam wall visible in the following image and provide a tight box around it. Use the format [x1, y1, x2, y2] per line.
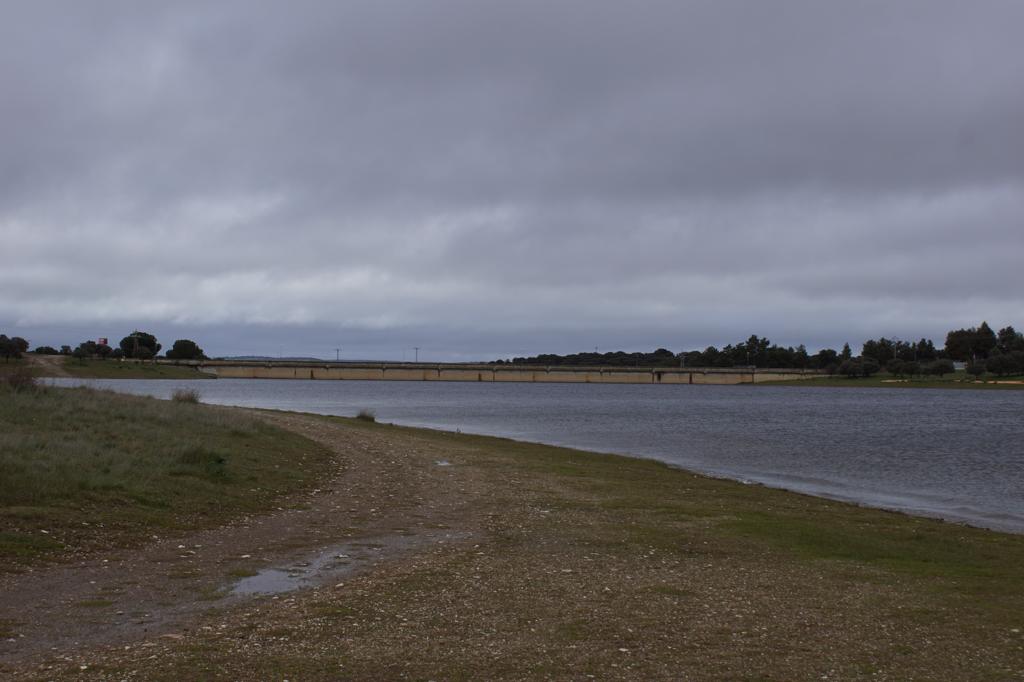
[173, 361, 822, 385]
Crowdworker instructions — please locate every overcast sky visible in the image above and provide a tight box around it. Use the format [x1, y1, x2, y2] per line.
[2, 1, 1022, 360]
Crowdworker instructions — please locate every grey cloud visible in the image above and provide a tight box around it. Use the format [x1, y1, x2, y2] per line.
[2, 1, 1023, 358]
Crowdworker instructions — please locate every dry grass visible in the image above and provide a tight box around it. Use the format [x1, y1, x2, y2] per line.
[171, 387, 201, 403]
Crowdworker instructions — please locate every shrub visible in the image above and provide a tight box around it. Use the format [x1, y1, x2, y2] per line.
[4, 369, 38, 392]
[356, 408, 376, 422]
[171, 388, 201, 404]
[965, 361, 986, 378]
[838, 357, 880, 378]
[33, 346, 59, 355]
[986, 352, 1024, 376]
[924, 359, 955, 377]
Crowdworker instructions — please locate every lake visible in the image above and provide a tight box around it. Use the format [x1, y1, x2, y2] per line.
[49, 378, 1024, 533]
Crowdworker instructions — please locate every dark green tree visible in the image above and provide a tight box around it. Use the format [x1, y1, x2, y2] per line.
[166, 339, 207, 360]
[914, 338, 937, 361]
[1, 335, 29, 361]
[997, 326, 1024, 354]
[862, 338, 899, 365]
[120, 331, 161, 359]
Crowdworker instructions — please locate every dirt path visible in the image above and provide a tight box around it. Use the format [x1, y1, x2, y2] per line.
[23, 354, 71, 378]
[0, 412, 484, 670]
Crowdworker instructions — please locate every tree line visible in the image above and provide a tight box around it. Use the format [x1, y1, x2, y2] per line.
[494, 321, 1024, 378]
[0, 330, 208, 362]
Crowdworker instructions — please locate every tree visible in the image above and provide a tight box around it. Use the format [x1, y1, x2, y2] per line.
[60, 345, 72, 355]
[997, 326, 1024, 354]
[976, 322, 997, 356]
[33, 346, 59, 355]
[914, 338, 937, 361]
[0, 334, 29, 362]
[840, 343, 853, 361]
[886, 358, 905, 377]
[862, 338, 895, 365]
[0, 335, 12, 362]
[945, 322, 998, 361]
[944, 328, 974, 361]
[120, 331, 161, 359]
[810, 348, 838, 370]
[165, 339, 207, 360]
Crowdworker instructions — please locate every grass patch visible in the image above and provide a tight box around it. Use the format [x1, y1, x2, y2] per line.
[227, 567, 260, 578]
[764, 370, 1024, 390]
[0, 385, 332, 566]
[0, 358, 40, 378]
[59, 359, 214, 380]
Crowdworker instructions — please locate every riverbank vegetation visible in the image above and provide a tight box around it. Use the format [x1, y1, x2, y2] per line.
[0, 384, 331, 564]
[496, 321, 1024, 379]
[60, 358, 214, 379]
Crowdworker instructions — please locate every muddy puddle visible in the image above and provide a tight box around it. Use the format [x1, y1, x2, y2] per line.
[230, 532, 459, 596]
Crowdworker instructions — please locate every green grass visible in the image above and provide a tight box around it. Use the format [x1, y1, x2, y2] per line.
[60, 358, 214, 379]
[0, 384, 332, 565]
[765, 370, 1024, 389]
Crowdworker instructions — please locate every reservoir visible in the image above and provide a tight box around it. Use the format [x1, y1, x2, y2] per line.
[50, 378, 1024, 534]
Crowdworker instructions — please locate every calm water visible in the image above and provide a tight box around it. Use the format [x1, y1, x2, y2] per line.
[50, 378, 1024, 533]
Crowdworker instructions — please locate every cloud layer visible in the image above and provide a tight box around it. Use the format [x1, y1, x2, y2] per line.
[2, 1, 1022, 359]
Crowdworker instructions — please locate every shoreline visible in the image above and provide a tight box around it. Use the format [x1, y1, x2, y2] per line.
[42, 376, 1024, 536]
[3, 392, 1024, 679]
[347, 415, 1024, 536]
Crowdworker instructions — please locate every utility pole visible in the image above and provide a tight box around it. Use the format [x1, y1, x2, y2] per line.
[414, 346, 419, 363]
[334, 348, 340, 362]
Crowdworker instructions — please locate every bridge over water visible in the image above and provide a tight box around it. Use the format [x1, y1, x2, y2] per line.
[171, 360, 822, 385]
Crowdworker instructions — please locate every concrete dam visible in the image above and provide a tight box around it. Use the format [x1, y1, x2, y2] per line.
[178, 361, 822, 385]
